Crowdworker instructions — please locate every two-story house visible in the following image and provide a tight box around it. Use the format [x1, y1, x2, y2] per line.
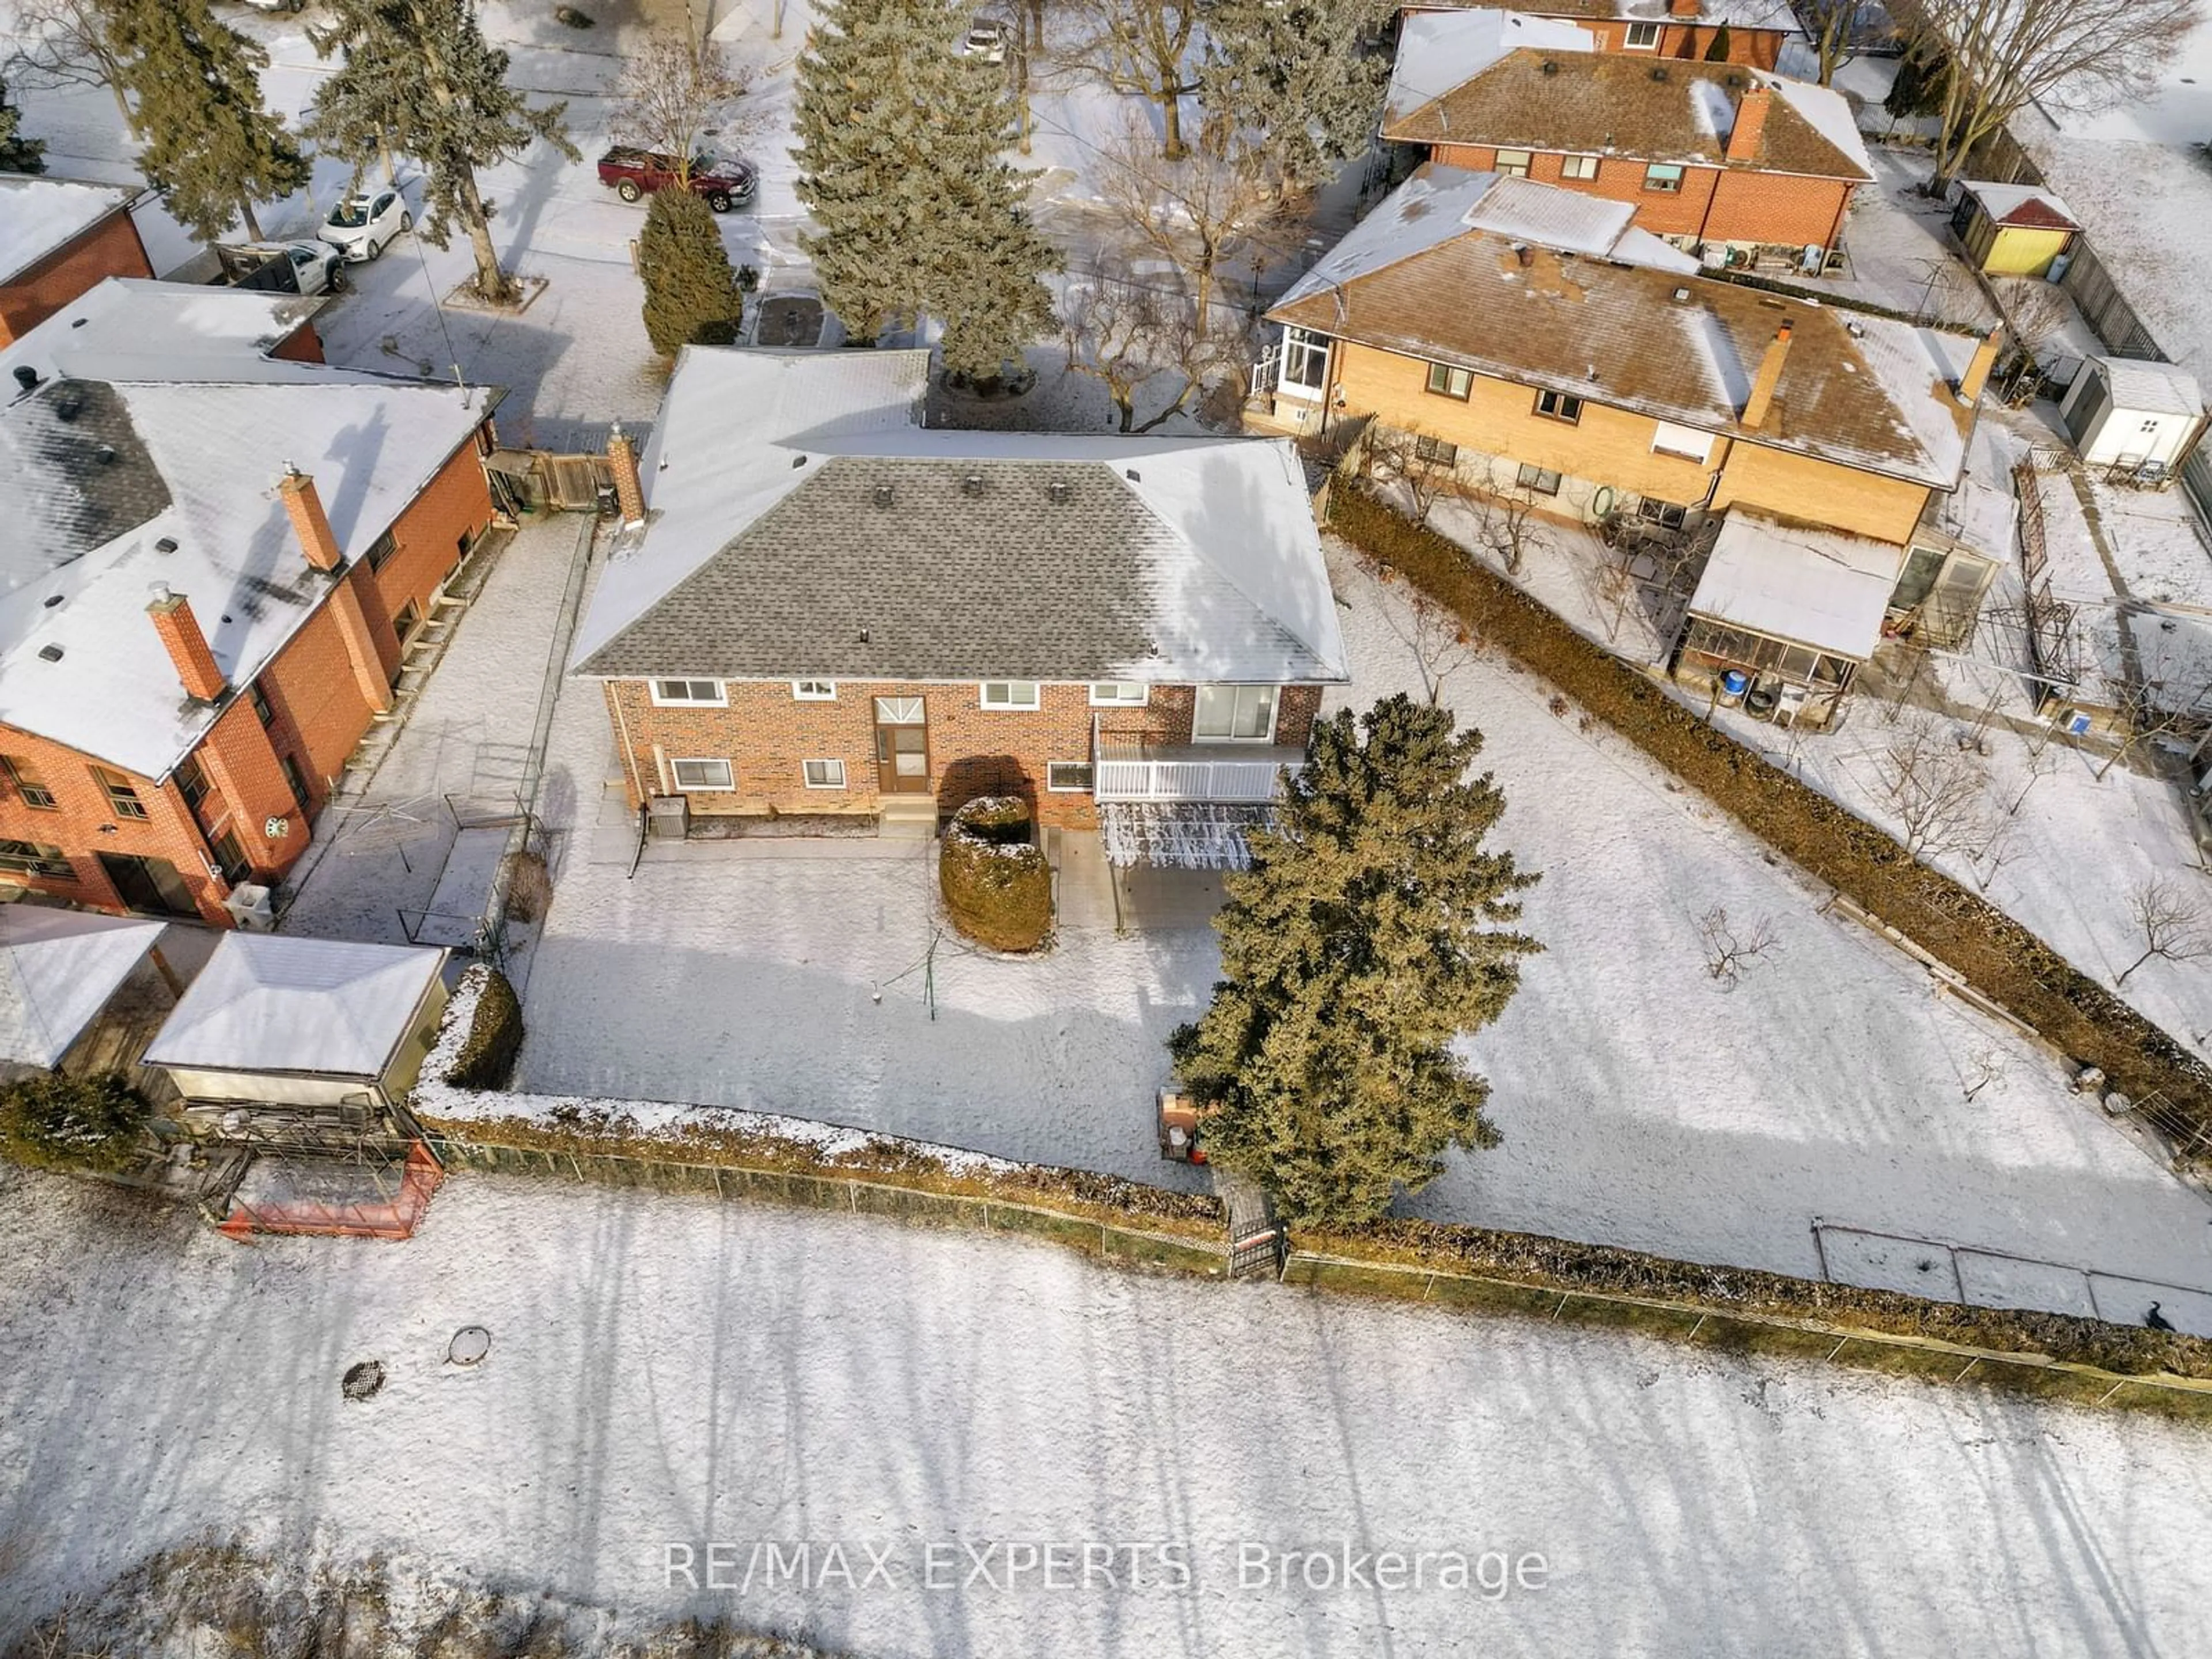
[0, 279, 499, 923]
[1384, 15, 1872, 270]
[570, 349, 1349, 865]
[1255, 164, 2003, 725]
[1404, 1, 1798, 67]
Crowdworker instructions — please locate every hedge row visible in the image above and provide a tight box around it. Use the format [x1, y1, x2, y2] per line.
[1328, 482, 2212, 1162]
[444, 968, 524, 1090]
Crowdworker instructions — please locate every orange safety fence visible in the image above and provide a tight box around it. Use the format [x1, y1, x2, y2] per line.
[217, 1140, 445, 1243]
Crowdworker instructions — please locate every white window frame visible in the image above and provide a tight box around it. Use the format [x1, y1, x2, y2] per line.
[801, 758, 847, 789]
[1494, 149, 1533, 179]
[791, 680, 837, 702]
[1534, 389, 1583, 425]
[1278, 326, 1330, 400]
[1560, 153, 1601, 181]
[1046, 760, 1094, 793]
[873, 695, 925, 725]
[1425, 361, 1474, 401]
[1624, 21, 1661, 50]
[1089, 681, 1149, 707]
[1515, 463, 1562, 497]
[979, 680, 1041, 711]
[670, 757, 734, 791]
[650, 679, 726, 707]
[1192, 684, 1279, 744]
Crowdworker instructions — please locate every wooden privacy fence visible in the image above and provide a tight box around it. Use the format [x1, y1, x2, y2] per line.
[422, 1128, 2212, 1417]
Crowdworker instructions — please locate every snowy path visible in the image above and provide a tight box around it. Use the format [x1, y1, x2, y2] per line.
[2, 1166, 2207, 1657]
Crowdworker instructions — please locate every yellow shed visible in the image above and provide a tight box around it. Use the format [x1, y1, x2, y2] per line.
[1950, 181, 2080, 279]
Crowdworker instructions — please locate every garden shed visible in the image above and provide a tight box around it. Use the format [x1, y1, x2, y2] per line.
[1950, 182, 2080, 279]
[2059, 358, 2208, 474]
[143, 934, 449, 1113]
[0, 907, 175, 1078]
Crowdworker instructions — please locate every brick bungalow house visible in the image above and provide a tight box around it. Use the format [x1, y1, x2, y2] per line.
[571, 349, 1348, 864]
[1383, 13, 1872, 268]
[1403, 1, 1798, 67]
[0, 280, 499, 923]
[1252, 165, 2005, 726]
[0, 176, 154, 346]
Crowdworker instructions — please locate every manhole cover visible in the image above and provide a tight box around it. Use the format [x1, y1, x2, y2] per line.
[341, 1360, 386, 1402]
[448, 1325, 492, 1366]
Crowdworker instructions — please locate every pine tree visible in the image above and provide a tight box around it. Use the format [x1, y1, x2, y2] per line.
[101, 0, 308, 241]
[308, 0, 577, 304]
[1198, 0, 1393, 193]
[0, 79, 47, 175]
[1704, 25, 1733, 62]
[1169, 695, 1541, 1229]
[638, 187, 743, 357]
[793, 0, 1056, 381]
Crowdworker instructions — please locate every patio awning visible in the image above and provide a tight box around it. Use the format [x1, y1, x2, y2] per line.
[1687, 514, 1908, 662]
[1099, 804, 1276, 870]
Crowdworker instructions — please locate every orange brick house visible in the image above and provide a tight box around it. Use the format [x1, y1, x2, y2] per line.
[1252, 165, 2004, 726]
[1384, 14, 1872, 267]
[571, 349, 1348, 857]
[1403, 2, 1797, 67]
[0, 177, 154, 346]
[0, 281, 499, 924]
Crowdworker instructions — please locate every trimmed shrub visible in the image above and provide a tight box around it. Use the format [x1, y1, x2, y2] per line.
[638, 187, 743, 357]
[0, 1071, 153, 1174]
[448, 969, 525, 1089]
[940, 796, 1052, 952]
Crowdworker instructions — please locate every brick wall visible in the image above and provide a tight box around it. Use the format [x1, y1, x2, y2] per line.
[1544, 18, 1785, 67]
[267, 320, 325, 363]
[1426, 146, 1853, 251]
[605, 679, 1328, 832]
[1709, 441, 1930, 543]
[0, 725, 227, 922]
[368, 431, 495, 642]
[0, 211, 154, 344]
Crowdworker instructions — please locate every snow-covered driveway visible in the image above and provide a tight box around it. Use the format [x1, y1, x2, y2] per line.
[2, 1166, 2207, 1657]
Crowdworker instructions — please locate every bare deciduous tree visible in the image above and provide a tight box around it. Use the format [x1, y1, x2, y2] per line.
[1092, 111, 1287, 340]
[1397, 596, 1479, 707]
[612, 33, 761, 187]
[1463, 486, 1542, 578]
[1696, 907, 1781, 984]
[1054, 0, 1202, 157]
[1897, 0, 2203, 190]
[1059, 251, 1236, 433]
[2116, 875, 2211, 986]
[1800, 0, 1887, 86]
[5, 0, 135, 130]
[1877, 713, 1992, 859]
[1358, 424, 1464, 526]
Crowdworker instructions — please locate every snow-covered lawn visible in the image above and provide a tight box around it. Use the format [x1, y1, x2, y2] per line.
[3, 1164, 2209, 1658]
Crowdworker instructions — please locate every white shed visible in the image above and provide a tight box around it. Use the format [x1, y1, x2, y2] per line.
[143, 934, 449, 1111]
[2059, 357, 2207, 472]
[0, 908, 171, 1073]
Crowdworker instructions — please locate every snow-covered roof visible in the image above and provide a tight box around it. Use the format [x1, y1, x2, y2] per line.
[2089, 356, 2203, 419]
[1689, 513, 1908, 660]
[0, 287, 493, 779]
[573, 350, 1349, 685]
[0, 908, 166, 1068]
[0, 177, 136, 285]
[0, 278, 324, 388]
[1957, 180, 2079, 232]
[143, 933, 446, 1080]
[1522, 0, 1800, 22]
[1275, 164, 1981, 490]
[1384, 10, 1593, 126]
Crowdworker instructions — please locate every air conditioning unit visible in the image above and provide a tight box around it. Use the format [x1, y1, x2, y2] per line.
[647, 794, 690, 839]
[225, 882, 275, 930]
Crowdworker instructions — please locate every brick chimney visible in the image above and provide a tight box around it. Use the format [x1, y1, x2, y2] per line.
[279, 464, 343, 572]
[1726, 85, 1772, 164]
[607, 423, 646, 527]
[1669, 0, 1699, 16]
[1956, 325, 2002, 407]
[1740, 321, 1792, 431]
[147, 586, 227, 702]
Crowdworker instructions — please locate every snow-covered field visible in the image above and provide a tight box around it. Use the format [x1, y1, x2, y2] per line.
[3, 1164, 2209, 1658]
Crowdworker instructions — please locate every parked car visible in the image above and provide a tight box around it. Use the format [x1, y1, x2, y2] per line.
[595, 146, 756, 214]
[963, 18, 1010, 64]
[319, 188, 413, 263]
[220, 241, 345, 297]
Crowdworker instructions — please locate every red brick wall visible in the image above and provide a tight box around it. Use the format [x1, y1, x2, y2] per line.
[268, 320, 325, 363]
[368, 432, 495, 635]
[605, 680, 1328, 831]
[1542, 18, 1784, 67]
[1427, 145, 1853, 249]
[0, 211, 154, 344]
[0, 726, 228, 921]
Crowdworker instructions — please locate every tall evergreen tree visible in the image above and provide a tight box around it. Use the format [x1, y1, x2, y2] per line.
[308, 0, 577, 304]
[1197, 0, 1392, 193]
[102, 0, 308, 240]
[0, 79, 48, 175]
[638, 187, 742, 357]
[793, 0, 1056, 381]
[1703, 25, 1733, 63]
[1170, 695, 1540, 1228]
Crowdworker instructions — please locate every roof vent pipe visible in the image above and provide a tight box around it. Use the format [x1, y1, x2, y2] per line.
[961, 474, 986, 498]
[872, 483, 895, 508]
[1047, 481, 1073, 505]
[11, 365, 39, 393]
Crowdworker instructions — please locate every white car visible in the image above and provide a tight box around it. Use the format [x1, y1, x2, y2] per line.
[319, 189, 413, 263]
[963, 19, 1009, 64]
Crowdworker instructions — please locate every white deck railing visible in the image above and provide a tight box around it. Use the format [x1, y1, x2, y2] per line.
[1093, 756, 1291, 803]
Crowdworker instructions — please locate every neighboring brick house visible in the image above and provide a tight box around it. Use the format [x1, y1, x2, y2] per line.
[571, 349, 1348, 860]
[1404, 1, 1797, 67]
[1383, 14, 1872, 266]
[0, 177, 154, 346]
[0, 282, 499, 925]
[1252, 165, 2004, 726]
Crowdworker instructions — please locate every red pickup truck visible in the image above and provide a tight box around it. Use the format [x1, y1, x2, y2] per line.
[596, 146, 757, 214]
